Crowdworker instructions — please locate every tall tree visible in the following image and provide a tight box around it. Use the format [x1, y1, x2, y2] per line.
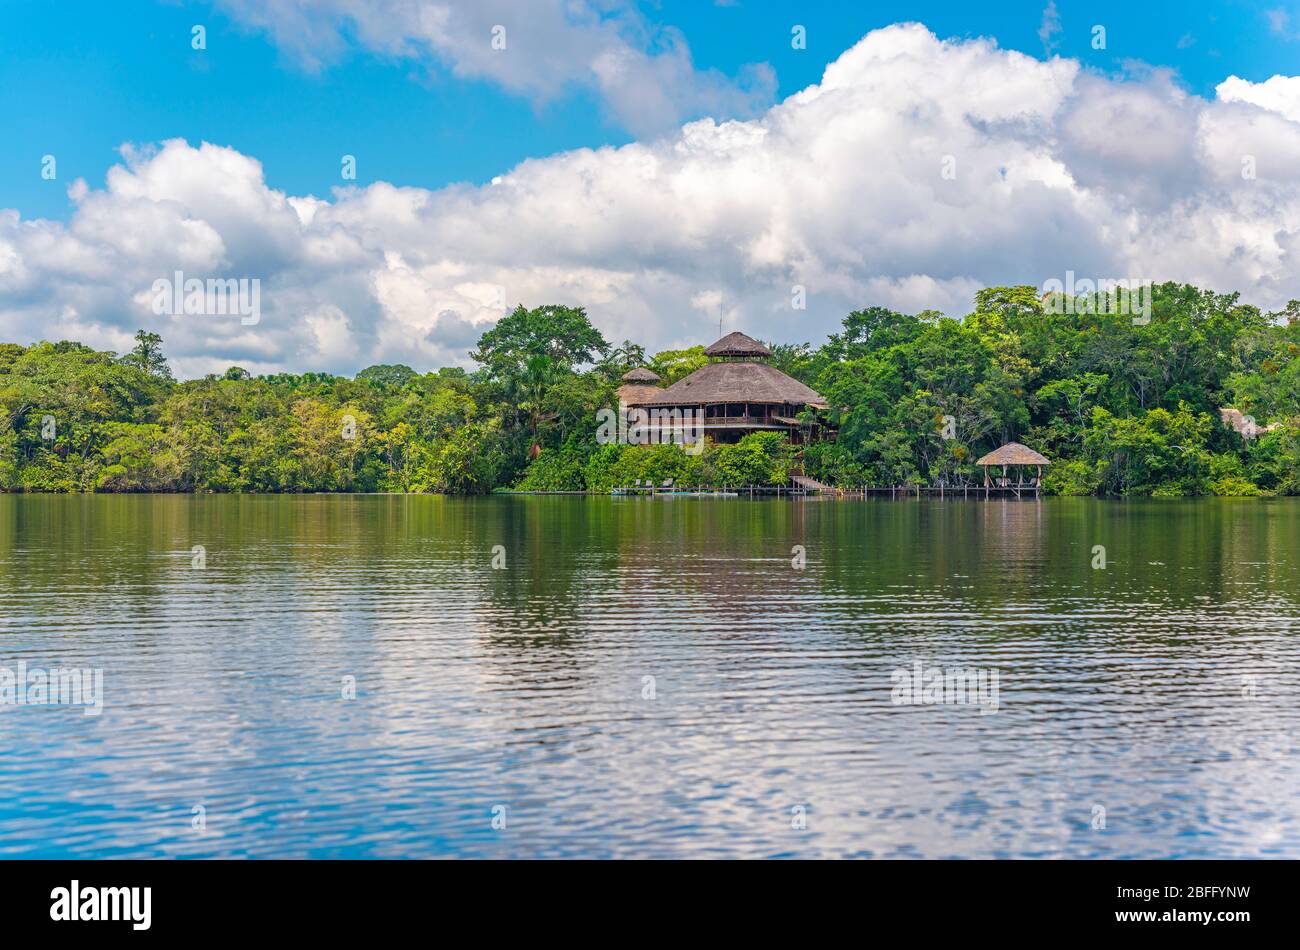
[471, 305, 608, 381]
[122, 330, 174, 380]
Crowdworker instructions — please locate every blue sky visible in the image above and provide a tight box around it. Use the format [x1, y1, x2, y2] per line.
[2, 0, 1300, 376]
[0, 0, 1293, 221]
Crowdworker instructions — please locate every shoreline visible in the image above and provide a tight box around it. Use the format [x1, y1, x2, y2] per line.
[2, 489, 1293, 500]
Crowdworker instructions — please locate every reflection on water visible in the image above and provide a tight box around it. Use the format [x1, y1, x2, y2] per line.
[1, 494, 1298, 858]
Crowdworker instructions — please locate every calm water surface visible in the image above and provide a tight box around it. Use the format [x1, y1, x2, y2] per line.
[1, 494, 1298, 858]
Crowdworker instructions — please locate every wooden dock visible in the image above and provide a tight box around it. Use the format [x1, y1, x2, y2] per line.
[836, 484, 1042, 499]
[603, 482, 1040, 498]
[504, 479, 1042, 499]
[611, 484, 815, 497]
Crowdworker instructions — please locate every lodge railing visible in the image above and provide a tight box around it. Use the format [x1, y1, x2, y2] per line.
[639, 414, 800, 427]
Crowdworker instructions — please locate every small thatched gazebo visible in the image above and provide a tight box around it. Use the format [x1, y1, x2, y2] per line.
[976, 442, 1050, 487]
[618, 367, 662, 406]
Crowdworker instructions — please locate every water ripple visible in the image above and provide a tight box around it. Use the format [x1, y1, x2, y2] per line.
[0, 494, 1298, 857]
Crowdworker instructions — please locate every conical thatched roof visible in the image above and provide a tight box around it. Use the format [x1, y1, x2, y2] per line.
[621, 367, 660, 382]
[704, 331, 772, 358]
[976, 442, 1050, 466]
[641, 361, 826, 407]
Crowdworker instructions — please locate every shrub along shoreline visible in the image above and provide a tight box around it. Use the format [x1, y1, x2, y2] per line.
[3, 284, 1298, 497]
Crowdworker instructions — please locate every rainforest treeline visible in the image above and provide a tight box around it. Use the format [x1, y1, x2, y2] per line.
[2, 283, 1298, 496]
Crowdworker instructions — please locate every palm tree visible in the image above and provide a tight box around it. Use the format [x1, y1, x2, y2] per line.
[515, 354, 561, 457]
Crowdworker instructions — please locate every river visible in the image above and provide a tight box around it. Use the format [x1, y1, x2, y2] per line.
[1, 494, 1297, 857]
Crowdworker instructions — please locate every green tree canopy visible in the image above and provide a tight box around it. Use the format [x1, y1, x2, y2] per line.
[471, 305, 608, 381]
[121, 330, 173, 380]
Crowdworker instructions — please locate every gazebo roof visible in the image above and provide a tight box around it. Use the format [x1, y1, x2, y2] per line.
[703, 331, 772, 358]
[621, 367, 661, 382]
[976, 442, 1051, 466]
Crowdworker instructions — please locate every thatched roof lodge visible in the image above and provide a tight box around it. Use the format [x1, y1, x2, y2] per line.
[617, 367, 662, 405]
[642, 361, 826, 409]
[628, 330, 829, 444]
[976, 442, 1050, 486]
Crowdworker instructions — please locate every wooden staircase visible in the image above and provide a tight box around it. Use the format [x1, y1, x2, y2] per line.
[790, 475, 830, 492]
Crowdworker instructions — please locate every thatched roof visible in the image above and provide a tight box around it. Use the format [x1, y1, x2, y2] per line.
[621, 367, 661, 382]
[641, 361, 826, 407]
[1220, 407, 1282, 436]
[976, 442, 1051, 466]
[704, 331, 772, 358]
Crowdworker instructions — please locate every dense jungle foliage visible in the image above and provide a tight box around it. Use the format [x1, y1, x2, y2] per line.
[3, 284, 1298, 495]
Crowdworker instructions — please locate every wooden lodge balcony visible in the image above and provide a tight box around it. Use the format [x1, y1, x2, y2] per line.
[635, 414, 802, 431]
[632, 403, 812, 428]
[700, 414, 799, 429]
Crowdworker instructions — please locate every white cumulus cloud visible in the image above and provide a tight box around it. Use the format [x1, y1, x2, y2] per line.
[2, 24, 1300, 378]
[215, 0, 777, 137]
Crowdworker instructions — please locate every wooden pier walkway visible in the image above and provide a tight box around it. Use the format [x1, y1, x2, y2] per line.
[504, 480, 1042, 499]
[600, 482, 1040, 498]
[835, 484, 1041, 498]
